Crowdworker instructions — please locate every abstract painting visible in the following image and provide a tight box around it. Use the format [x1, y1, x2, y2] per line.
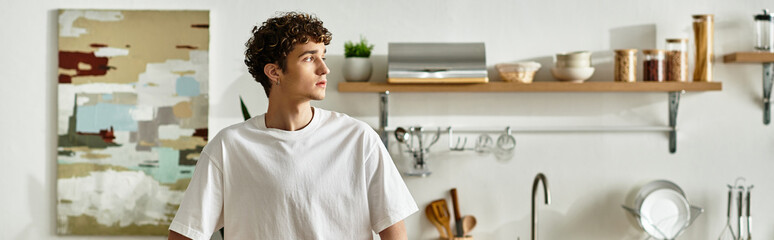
[56, 10, 209, 235]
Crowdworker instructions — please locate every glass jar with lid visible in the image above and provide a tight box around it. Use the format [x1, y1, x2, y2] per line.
[693, 14, 714, 82]
[614, 49, 637, 82]
[642, 49, 666, 82]
[755, 9, 774, 52]
[666, 39, 688, 82]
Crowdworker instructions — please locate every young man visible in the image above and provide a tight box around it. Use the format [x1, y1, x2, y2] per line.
[167, 12, 418, 240]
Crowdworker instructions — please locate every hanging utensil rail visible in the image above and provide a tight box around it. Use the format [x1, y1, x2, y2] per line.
[383, 125, 674, 133]
[376, 91, 684, 153]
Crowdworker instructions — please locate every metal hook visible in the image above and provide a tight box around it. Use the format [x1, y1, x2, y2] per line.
[452, 138, 467, 151]
[448, 127, 467, 151]
[447, 127, 453, 148]
[424, 127, 442, 151]
[734, 177, 747, 190]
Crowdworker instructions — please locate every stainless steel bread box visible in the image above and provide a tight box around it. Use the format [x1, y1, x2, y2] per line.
[387, 42, 488, 83]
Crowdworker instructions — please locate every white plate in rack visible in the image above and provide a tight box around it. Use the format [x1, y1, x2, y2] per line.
[638, 189, 691, 239]
[634, 180, 686, 211]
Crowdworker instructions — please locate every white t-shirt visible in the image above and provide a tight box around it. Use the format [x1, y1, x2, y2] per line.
[169, 107, 418, 240]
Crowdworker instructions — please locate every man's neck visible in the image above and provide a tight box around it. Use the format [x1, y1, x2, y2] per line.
[264, 99, 314, 131]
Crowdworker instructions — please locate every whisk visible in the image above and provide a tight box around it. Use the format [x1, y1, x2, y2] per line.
[718, 185, 736, 240]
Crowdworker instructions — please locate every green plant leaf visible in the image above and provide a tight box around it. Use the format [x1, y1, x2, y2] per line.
[344, 36, 374, 58]
[240, 96, 251, 121]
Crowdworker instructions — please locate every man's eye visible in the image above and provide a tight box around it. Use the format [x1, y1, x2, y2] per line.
[322, 57, 327, 61]
[303, 57, 314, 62]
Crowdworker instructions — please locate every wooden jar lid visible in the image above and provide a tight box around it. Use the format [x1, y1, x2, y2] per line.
[666, 38, 688, 43]
[692, 14, 714, 20]
[642, 49, 665, 55]
[614, 49, 638, 54]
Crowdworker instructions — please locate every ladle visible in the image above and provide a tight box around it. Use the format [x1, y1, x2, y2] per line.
[394, 127, 411, 149]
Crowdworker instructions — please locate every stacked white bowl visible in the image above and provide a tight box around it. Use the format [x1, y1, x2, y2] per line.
[551, 51, 595, 83]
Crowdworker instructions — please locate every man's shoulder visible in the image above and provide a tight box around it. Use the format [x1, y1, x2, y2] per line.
[218, 117, 258, 137]
[204, 116, 261, 149]
[319, 108, 373, 133]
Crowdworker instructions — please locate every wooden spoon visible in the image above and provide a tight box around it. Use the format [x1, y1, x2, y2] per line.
[462, 215, 477, 236]
[429, 199, 454, 239]
[425, 204, 448, 238]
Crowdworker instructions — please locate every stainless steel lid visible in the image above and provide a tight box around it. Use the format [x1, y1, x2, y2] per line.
[388, 42, 487, 79]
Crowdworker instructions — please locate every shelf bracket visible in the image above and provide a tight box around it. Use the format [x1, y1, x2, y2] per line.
[763, 63, 773, 125]
[379, 91, 390, 149]
[668, 91, 683, 154]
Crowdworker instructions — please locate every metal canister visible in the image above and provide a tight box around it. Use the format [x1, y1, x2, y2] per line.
[615, 49, 637, 82]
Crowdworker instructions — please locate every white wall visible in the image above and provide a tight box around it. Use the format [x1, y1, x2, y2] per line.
[1, 0, 773, 239]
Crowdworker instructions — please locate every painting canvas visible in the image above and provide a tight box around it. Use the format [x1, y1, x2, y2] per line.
[56, 10, 209, 235]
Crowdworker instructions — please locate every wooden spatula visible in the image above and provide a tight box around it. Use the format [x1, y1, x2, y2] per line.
[462, 215, 477, 236]
[425, 204, 448, 238]
[429, 199, 454, 239]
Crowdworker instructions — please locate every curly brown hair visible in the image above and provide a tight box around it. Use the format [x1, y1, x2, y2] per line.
[244, 12, 332, 97]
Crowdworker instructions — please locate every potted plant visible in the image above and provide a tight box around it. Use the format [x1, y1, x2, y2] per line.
[343, 36, 374, 82]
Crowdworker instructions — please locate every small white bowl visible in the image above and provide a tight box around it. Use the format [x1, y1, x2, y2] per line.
[555, 51, 592, 68]
[555, 59, 591, 68]
[496, 62, 542, 83]
[551, 67, 595, 83]
[555, 51, 591, 61]
[496, 61, 542, 72]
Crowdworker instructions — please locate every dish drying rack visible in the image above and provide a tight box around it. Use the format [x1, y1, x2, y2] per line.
[622, 205, 703, 240]
[620, 179, 704, 240]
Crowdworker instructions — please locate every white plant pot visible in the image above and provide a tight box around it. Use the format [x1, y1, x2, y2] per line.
[343, 57, 372, 82]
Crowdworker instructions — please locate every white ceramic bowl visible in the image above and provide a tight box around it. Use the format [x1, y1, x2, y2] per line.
[555, 51, 591, 61]
[496, 61, 542, 72]
[555, 51, 592, 68]
[555, 59, 591, 68]
[496, 62, 542, 83]
[551, 67, 595, 82]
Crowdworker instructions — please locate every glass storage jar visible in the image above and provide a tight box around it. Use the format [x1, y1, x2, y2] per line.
[755, 9, 774, 52]
[666, 39, 688, 82]
[642, 49, 666, 82]
[614, 49, 637, 82]
[693, 14, 714, 82]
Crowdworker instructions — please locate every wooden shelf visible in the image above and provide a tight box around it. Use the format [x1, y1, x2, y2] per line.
[337, 81, 722, 93]
[723, 52, 774, 125]
[343, 80, 723, 153]
[723, 52, 774, 63]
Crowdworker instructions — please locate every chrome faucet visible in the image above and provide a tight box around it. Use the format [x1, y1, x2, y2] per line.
[531, 173, 551, 240]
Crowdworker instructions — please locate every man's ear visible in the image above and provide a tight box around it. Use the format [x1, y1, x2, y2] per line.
[264, 63, 281, 83]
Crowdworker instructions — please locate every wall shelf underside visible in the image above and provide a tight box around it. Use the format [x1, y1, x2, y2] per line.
[338, 82, 722, 93]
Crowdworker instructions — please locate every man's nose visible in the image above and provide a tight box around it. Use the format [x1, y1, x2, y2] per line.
[318, 60, 330, 75]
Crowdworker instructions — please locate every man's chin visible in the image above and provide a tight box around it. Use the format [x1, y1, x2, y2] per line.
[310, 94, 325, 101]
